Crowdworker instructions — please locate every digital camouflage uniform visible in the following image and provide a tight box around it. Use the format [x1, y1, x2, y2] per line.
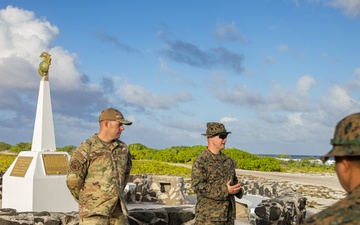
[304, 113, 360, 225]
[192, 148, 243, 225]
[304, 185, 360, 224]
[191, 122, 243, 225]
[66, 134, 132, 225]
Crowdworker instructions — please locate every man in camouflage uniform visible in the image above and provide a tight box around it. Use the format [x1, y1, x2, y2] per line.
[66, 108, 133, 225]
[191, 122, 243, 225]
[304, 113, 360, 225]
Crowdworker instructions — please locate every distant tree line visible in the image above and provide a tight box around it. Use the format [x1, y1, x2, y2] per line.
[0, 141, 76, 153]
[128, 143, 283, 172]
[0, 141, 334, 173]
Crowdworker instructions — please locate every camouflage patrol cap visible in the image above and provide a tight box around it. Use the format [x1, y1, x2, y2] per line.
[322, 113, 360, 163]
[202, 122, 231, 137]
[98, 108, 132, 125]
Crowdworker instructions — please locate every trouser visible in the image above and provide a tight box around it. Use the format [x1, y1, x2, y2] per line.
[194, 219, 234, 225]
[80, 203, 129, 225]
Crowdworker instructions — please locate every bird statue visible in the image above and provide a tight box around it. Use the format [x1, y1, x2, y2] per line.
[38, 52, 52, 79]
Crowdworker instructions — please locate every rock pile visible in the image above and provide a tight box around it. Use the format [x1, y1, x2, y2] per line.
[0, 173, 308, 224]
[126, 174, 189, 205]
[0, 206, 195, 225]
[253, 192, 306, 225]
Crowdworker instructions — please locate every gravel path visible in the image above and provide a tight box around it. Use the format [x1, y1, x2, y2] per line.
[236, 169, 343, 191]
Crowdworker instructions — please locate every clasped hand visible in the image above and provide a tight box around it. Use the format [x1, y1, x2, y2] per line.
[227, 180, 241, 195]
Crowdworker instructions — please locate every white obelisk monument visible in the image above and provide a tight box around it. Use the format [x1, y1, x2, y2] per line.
[2, 52, 77, 212]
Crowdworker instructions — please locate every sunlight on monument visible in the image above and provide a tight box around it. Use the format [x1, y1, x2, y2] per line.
[2, 52, 77, 212]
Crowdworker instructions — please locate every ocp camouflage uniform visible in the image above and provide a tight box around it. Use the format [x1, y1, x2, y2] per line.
[66, 134, 132, 224]
[304, 184, 360, 225]
[191, 148, 243, 225]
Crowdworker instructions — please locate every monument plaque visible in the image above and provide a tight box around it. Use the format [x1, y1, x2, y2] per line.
[10, 156, 33, 177]
[42, 154, 68, 175]
[2, 52, 78, 212]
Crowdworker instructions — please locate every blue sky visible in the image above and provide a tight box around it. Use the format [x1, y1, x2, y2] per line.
[1, 0, 360, 156]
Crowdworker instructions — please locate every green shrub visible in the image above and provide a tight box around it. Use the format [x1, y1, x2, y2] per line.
[0, 141, 335, 174]
[223, 149, 283, 172]
[129, 145, 283, 172]
[129, 144, 204, 163]
[132, 160, 191, 177]
[9, 142, 31, 153]
[57, 145, 77, 153]
[279, 157, 335, 173]
[277, 154, 291, 159]
[0, 142, 12, 151]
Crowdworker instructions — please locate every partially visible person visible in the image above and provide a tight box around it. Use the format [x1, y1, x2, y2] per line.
[191, 122, 243, 225]
[304, 113, 360, 225]
[66, 108, 133, 225]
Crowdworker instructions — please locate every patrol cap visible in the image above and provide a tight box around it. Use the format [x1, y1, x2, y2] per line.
[98, 108, 132, 125]
[322, 112, 360, 163]
[202, 122, 231, 137]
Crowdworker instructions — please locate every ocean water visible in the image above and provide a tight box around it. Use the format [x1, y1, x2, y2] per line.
[258, 154, 322, 160]
[257, 154, 335, 165]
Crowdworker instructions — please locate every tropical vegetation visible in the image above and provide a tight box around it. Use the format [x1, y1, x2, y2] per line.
[0, 141, 334, 174]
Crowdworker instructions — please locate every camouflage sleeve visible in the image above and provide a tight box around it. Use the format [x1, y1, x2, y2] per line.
[66, 142, 89, 202]
[191, 158, 229, 201]
[303, 199, 358, 225]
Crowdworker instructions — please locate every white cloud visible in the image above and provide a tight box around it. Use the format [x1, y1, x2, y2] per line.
[0, 6, 87, 92]
[278, 44, 289, 52]
[160, 58, 177, 76]
[327, 0, 360, 17]
[296, 75, 316, 95]
[355, 68, 360, 77]
[267, 83, 306, 111]
[321, 84, 358, 115]
[213, 76, 313, 112]
[47, 47, 84, 91]
[287, 112, 303, 126]
[293, 0, 300, 7]
[116, 81, 193, 109]
[1, 3, 359, 156]
[215, 84, 264, 108]
[278, 44, 303, 59]
[214, 21, 245, 43]
[220, 116, 239, 123]
[321, 53, 343, 64]
[0, 6, 59, 63]
[0, 6, 111, 146]
[264, 55, 277, 64]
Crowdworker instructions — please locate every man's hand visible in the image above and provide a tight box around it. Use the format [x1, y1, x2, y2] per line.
[227, 180, 241, 195]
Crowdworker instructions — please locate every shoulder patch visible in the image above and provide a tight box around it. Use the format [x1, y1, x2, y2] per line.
[69, 159, 81, 172]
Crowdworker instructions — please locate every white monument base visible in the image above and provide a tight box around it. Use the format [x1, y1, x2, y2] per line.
[2, 151, 78, 212]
